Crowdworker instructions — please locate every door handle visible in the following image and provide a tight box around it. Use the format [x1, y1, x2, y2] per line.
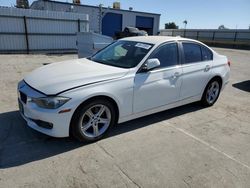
[172, 72, 181, 79]
[204, 65, 211, 72]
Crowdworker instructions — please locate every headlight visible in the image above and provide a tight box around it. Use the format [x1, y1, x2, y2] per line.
[32, 96, 70, 109]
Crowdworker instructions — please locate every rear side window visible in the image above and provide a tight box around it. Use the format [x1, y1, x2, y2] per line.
[201, 45, 213, 61]
[182, 43, 202, 63]
[150, 43, 178, 68]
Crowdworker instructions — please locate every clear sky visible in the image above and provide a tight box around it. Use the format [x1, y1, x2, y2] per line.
[1, 0, 250, 29]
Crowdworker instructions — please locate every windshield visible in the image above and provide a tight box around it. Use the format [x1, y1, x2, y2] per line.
[90, 40, 153, 68]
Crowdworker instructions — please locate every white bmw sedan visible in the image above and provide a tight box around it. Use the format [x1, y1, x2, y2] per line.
[18, 36, 230, 141]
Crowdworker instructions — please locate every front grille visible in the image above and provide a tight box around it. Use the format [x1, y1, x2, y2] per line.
[20, 92, 27, 104]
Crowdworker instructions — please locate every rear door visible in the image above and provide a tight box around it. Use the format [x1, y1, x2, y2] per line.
[180, 42, 213, 100]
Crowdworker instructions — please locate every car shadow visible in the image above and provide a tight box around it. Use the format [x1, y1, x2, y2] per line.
[0, 103, 203, 169]
[232, 80, 250, 92]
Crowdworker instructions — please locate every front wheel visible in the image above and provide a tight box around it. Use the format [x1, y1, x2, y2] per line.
[201, 79, 221, 106]
[71, 99, 116, 142]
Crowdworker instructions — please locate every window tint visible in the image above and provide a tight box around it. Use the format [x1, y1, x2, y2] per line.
[150, 43, 178, 68]
[183, 43, 202, 63]
[201, 45, 213, 61]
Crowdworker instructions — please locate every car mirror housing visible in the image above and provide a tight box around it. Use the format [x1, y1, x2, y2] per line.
[141, 58, 160, 72]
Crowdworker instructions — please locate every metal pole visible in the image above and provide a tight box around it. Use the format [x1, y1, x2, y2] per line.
[78, 19, 81, 32]
[212, 31, 216, 46]
[212, 31, 215, 41]
[234, 31, 238, 42]
[233, 31, 238, 48]
[23, 16, 29, 54]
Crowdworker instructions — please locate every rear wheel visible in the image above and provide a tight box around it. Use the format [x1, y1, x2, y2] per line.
[201, 79, 221, 106]
[71, 99, 116, 142]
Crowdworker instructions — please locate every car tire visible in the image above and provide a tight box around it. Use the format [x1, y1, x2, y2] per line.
[71, 99, 116, 142]
[201, 79, 221, 107]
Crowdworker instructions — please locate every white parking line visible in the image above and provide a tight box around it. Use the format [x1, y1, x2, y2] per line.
[170, 125, 250, 171]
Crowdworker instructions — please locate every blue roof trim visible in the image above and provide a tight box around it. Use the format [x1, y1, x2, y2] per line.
[33, 0, 161, 16]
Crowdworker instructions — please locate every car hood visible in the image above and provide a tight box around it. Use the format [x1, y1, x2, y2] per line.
[24, 58, 129, 95]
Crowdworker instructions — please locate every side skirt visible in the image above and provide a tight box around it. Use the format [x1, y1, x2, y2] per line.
[118, 95, 201, 123]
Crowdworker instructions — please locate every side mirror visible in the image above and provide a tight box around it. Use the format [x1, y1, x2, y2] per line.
[141, 58, 160, 72]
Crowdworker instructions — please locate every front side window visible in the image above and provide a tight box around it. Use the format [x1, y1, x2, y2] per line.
[150, 43, 178, 68]
[182, 43, 202, 64]
[91, 40, 153, 68]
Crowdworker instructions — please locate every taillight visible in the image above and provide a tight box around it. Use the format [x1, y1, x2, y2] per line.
[228, 61, 231, 67]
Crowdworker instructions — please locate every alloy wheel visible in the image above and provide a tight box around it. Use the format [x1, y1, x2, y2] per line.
[79, 104, 111, 138]
[206, 81, 220, 104]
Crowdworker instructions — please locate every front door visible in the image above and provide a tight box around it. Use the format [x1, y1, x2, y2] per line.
[133, 42, 182, 113]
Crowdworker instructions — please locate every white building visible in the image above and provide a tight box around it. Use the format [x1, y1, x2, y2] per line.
[31, 0, 161, 37]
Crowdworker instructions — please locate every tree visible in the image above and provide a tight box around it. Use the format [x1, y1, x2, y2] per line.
[73, 0, 81, 4]
[183, 20, 188, 29]
[16, 0, 29, 9]
[165, 22, 179, 29]
[218, 25, 229, 30]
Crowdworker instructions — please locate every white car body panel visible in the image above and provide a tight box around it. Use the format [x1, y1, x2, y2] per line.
[24, 58, 129, 95]
[211, 54, 230, 89]
[18, 36, 230, 137]
[180, 61, 212, 100]
[133, 65, 182, 113]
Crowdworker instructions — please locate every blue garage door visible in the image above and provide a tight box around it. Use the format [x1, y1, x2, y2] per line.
[102, 13, 122, 37]
[136, 16, 154, 35]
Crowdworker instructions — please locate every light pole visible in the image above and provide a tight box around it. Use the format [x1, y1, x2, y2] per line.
[183, 20, 187, 37]
[183, 20, 188, 29]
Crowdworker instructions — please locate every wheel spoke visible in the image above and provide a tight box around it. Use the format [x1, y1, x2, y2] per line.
[211, 82, 216, 90]
[82, 121, 92, 131]
[99, 118, 109, 124]
[93, 125, 99, 136]
[96, 105, 105, 116]
[85, 109, 94, 118]
[211, 93, 215, 100]
[208, 94, 211, 101]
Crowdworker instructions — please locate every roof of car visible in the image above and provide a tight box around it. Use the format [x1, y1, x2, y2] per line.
[120, 36, 197, 45]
